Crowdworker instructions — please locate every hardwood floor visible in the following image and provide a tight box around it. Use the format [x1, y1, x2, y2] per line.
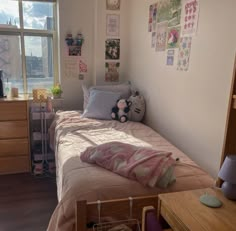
[0, 173, 57, 231]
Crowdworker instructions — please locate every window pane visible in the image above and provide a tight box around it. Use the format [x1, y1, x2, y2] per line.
[0, 0, 20, 28]
[0, 35, 23, 93]
[25, 36, 54, 93]
[23, 1, 54, 30]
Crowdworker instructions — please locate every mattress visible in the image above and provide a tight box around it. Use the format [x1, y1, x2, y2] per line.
[47, 111, 213, 231]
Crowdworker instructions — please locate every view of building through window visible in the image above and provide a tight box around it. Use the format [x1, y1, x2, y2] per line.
[0, 0, 57, 94]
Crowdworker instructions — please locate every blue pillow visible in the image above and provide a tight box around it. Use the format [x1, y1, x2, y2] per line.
[82, 89, 121, 120]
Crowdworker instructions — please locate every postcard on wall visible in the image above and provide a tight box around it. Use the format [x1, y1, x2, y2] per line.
[148, 5, 152, 32]
[155, 21, 168, 51]
[64, 56, 79, 78]
[79, 58, 88, 73]
[177, 37, 192, 71]
[106, 14, 120, 37]
[68, 45, 81, 56]
[166, 49, 175, 65]
[148, 3, 158, 32]
[167, 26, 181, 49]
[105, 62, 120, 82]
[181, 0, 200, 36]
[157, 0, 181, 27]
[151, 32, 156, 48]
[105, 39, 120, 60]
[106, 0, 120, 11]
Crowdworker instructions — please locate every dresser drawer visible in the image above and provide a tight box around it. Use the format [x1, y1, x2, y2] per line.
[0, 139, 29, 157]
[0, 121, 28, 139]
[0, 156, 30, 174]
[0, 101, 27, 121]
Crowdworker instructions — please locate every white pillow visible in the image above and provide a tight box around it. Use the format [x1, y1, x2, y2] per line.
[82, 89, 121, 120]
[82, 82, 131, 110]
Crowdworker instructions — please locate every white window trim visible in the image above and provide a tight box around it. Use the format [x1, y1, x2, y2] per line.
[0, 0, 59, 94]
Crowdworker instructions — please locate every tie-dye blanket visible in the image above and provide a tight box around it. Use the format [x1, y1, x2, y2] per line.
[81, 141, 175, 187]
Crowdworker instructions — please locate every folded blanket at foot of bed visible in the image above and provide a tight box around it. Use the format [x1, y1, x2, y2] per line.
[80, 141, 176, 188]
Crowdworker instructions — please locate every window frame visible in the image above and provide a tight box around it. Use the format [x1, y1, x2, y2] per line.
[0, 0, 58, 94]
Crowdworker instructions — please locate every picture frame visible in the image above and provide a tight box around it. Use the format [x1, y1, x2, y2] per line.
[106, 0, 121, 11]
[106, 14, 120, 37]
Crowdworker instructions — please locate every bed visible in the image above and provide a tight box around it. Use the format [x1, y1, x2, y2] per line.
[47, 110, 214, 231]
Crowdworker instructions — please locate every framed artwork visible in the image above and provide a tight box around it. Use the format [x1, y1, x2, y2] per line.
[167, 26, 181, 49]
[148, 3, 157, 32]
[156, 21, 168, 51]
[105, 62, 120, 82]
[68, 46, 81, 56]
[106, 14, 120, 37]
[177, 37, 192, 71]
[157, 0, 182, 27]
[106, 0, 121, 11]
[105, 39, 120, 60]
[166, 49, 175, 66]
[181, 0, 200, 36]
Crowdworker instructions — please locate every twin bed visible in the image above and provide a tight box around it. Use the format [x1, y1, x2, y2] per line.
[47, 110, 213, 231]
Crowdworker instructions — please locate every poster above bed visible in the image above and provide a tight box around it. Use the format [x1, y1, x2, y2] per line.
[147, 0, 200, 71]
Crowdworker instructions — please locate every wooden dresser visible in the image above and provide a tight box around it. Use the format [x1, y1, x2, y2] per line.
[0, 98, 30, 174]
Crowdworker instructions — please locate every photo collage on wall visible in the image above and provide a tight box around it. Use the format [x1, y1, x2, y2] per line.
[64, 33, 88, 80]
[105, 0, 121, 82]
[148, 0, 199, 71]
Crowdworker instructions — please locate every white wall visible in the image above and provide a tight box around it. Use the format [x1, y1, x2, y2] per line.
[124, 0, 236, 177]
[94, 0, 129, 85]
[57, 0, 129, 109]
[58, 0, 95, 110]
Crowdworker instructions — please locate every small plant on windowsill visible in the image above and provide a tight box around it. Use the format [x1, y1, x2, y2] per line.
[51, 84, 63, 99]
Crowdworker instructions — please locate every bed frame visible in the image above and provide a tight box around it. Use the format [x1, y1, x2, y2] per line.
[76, 195, 161, 231]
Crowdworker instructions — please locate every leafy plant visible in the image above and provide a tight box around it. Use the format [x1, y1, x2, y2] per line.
[51, 84, 63, 96]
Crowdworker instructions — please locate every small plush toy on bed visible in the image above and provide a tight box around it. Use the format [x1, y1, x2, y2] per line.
[111, 99, 132, 123]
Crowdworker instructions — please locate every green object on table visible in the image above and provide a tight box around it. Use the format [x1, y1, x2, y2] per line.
[199, 193, 223, 208]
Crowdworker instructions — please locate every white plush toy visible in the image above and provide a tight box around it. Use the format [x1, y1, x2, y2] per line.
[111, 99, 132, 123]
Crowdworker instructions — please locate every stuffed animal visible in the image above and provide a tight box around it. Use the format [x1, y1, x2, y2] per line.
[111, 99, 132, 123]
[128, 91, 145, 122]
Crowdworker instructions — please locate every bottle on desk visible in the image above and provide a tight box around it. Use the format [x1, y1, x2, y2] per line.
[4, 81, 12, 98]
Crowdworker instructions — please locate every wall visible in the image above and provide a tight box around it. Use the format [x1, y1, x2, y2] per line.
[124, 0, 236, 177]
[58, 0, 95, 110]
[57, 0, 129, 110]
[94, 0, 129, 85]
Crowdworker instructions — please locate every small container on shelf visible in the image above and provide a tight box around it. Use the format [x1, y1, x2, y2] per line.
[48, 161, 56, 174]
[33, 153, 43, 162]
[33, 162, 44, 175]
[32, 89, 48, 103]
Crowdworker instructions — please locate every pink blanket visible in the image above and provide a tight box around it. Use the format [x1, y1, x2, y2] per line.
[81, 142, 175, 187]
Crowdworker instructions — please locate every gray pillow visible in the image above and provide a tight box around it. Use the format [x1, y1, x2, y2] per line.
[82, 89, 121, 120]
[82, 82, 131, 110]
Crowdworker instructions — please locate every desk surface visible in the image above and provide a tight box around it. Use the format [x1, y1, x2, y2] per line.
[158, 187, 236, 231]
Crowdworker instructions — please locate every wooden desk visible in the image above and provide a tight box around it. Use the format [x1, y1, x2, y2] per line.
[158, 188, 236, 231]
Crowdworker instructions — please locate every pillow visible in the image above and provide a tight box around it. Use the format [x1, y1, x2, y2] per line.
[82, 82, 131, 110]
[82, 89, 121, 120]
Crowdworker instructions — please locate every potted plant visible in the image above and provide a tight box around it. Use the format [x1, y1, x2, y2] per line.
[51, 84, 63, 98]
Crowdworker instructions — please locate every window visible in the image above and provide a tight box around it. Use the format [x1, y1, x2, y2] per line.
[0, 0, 58, 94]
